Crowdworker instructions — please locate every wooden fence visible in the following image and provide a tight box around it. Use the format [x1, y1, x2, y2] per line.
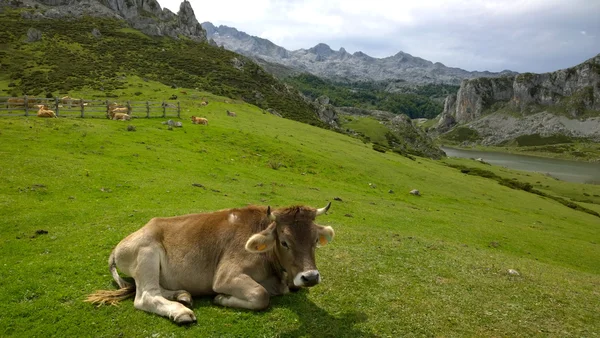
[0, 96, 180, 119]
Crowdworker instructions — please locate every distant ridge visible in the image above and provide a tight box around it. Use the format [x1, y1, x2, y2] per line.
[201, 22, 516, 84]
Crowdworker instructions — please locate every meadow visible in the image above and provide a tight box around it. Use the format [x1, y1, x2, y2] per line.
[1, 92, 599, 337]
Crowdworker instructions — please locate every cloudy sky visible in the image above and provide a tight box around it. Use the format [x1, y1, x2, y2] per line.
[160, 0, 599, 73]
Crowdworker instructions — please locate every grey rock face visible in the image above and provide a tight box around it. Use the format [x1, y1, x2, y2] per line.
[312, 96, 338, 127]
[436, 54, 600, 145]
[26, 27, 42, 42]
[201, 22, 515, 84]
[467, 113, 600, 145]
[442, 55, 600, 125]
[20, 0, 207, 42]
[91, 27, 102, 38]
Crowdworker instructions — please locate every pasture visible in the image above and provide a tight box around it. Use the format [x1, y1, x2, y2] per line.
[0, 98, 599, 337]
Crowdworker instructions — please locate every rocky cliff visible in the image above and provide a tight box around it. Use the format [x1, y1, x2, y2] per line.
[435, 54, 600, 145]
[201, 23, 515, 85]
[16, 0, 206, 41]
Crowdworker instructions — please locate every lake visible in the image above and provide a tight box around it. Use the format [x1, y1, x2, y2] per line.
[441, 147, 600, 184]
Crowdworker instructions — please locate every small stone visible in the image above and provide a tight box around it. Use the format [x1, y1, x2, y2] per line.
[333, 197, 343, 201]
[507, 269, 520, 276]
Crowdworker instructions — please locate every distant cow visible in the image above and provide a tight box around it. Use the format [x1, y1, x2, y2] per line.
[108, 104, 130, 119]
[226, 110, 237, 117]
[191, 116, 208, 125]
[200, 101, 208, 106]
[60, 96, 82, 107]
[8, 97, 39, 108]
[112, 112, 131, 121]
[36, 105, 56, 118]
[86, 203, 335, 324]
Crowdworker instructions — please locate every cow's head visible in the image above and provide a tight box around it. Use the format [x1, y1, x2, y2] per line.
[245, 203, 334, 288]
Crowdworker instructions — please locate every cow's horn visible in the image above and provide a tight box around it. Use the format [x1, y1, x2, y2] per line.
[316, 202, 331, 216]
[267, 206, 276, 221]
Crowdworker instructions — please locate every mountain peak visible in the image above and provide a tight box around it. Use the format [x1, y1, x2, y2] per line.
[309, 43, 334, 57]
[28, 0, 207, 41]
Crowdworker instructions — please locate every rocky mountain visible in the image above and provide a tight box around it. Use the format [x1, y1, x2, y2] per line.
[15, 0, 206, 41]
[201, 22, 515, 84]
[435, 54, 600, 145]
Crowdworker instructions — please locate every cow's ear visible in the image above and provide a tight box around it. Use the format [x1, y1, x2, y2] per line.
[245, 222, 277, 253]
[317, 225, 335, 247]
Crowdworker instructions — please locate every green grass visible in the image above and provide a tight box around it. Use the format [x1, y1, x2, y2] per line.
[1, 94, 599, 336]
[340, 116, 390, 144]
[440, 126, 481, 143]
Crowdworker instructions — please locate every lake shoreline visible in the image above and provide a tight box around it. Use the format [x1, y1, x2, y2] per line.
[440, 146, 600, 184]
[438, 143, 600, 163]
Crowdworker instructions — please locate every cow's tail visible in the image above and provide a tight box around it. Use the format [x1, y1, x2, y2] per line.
[85, 250, 136, 306]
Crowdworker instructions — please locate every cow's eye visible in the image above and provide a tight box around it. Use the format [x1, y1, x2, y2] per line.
[281, 241, 289, 249]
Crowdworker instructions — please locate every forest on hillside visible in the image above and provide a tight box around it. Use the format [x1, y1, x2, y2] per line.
[284, 73, 459, 119]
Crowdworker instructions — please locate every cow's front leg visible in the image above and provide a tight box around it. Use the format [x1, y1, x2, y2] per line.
[213, 273, 270, 310]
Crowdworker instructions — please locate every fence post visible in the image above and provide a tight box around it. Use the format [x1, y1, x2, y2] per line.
[162, 101, 166, 118]
[55, 97, 59, 117]
[80, 98, 85, 118]
[177, 102, 180, 118]
[146, 101, 150, 118]
[127, 101, 131, 117]
[106, 100, 110, 119]
[24, 95, 29, 117]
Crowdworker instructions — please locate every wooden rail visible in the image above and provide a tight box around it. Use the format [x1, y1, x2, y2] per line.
[0, 96, 180, 118]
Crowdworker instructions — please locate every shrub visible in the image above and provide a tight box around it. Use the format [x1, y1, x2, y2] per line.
[372, 144, 387, 153]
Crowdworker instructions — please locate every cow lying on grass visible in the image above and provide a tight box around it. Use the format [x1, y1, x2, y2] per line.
[108, 104, 130, 119]
[226, 110, 237, 117]
[112, 112, 131, 121]
[86, 203, 334, 324]
[36, 105, 56, 118]
[191, 116, 208, 125]
[8, 97, 39, 108]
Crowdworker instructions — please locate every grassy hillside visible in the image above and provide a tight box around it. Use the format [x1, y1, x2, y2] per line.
[1, 92, 599, 336]
[0, 8, 323, 126]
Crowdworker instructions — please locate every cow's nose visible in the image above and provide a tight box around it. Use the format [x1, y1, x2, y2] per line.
[299, 270, 320, 287]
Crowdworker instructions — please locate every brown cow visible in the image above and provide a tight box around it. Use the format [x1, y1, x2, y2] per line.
[108, 104, 130, 119]
[112, 112, 131, 121]
[191, 116, 208, 125]
[226, 110, 237, 117]
[36, 105, 56, 118]
[86, 203, 334, 324]
[8, 97, 39, 108]
[60, 96, 82, 107]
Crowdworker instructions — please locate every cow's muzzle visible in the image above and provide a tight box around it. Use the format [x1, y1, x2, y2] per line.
[294, 270, 321, 287]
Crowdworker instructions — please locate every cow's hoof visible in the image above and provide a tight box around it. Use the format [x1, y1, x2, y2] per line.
[176, 293, 193, 308]
[213, 294, 226, 305]
[175, 312, 197, 325]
